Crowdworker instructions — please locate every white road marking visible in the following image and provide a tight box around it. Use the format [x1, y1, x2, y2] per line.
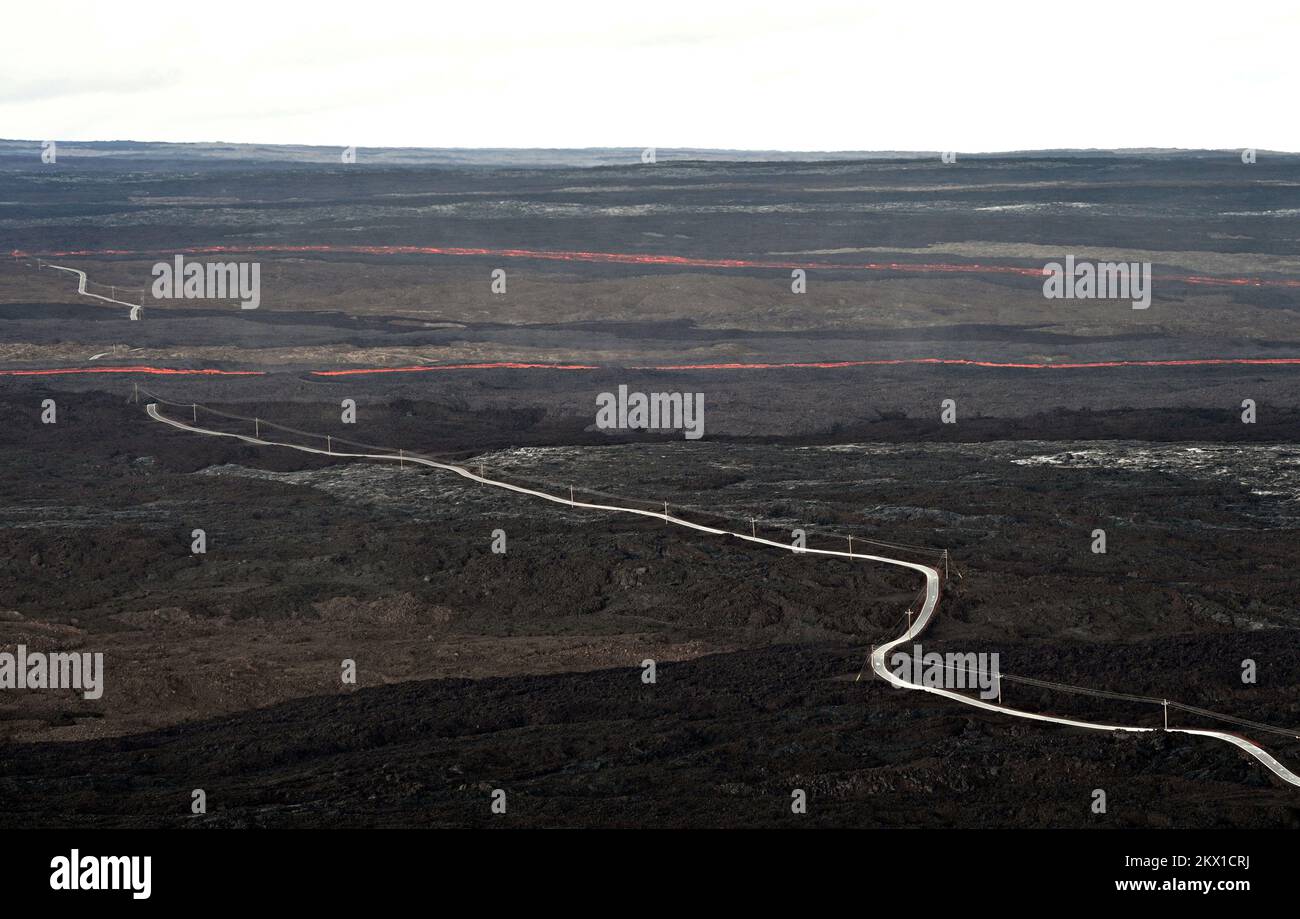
[146, 402, 1300, 789]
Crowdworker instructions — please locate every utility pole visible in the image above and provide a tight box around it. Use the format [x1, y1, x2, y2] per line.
[255, 418, 260, 438]
[132, 382, 139, 404]
[1163, 700, 1169, 731]
[751, 518, 756, 538]
[943, 549, 949, 580]
[847, 535, 853, 556]
[192, 404, 197, 423]
[326, 434, 331, 453]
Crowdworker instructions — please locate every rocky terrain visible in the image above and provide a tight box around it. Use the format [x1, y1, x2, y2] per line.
[1, 149, 1298, 826]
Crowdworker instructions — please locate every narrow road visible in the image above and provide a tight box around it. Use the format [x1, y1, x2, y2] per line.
[146, 402, 1300, 789]
[43, 263, 142, 317]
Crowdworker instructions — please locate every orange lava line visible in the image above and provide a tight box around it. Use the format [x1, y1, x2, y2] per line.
[7, 359, 1300, 378]
[0, 366, 265, 377]
[634, 358, 1300, 370]
[311, 362, 600, 375]
[313, 358, 1300, 374]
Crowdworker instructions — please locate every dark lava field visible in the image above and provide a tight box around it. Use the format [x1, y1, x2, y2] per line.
[1, 147, 1299, 826]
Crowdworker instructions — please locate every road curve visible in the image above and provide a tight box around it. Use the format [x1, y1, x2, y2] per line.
[43, 263, 142, 317]
[146, 403, 1300, 789]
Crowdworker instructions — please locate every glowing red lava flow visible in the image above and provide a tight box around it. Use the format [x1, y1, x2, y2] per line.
[311, 362, 599, 376]
[7, 358, 1300, 378]
[312, 358, 1300, 376]
[15, 244, 1300, 289]
[0, 366, 265, 377]
[638, 357, 1300, 370]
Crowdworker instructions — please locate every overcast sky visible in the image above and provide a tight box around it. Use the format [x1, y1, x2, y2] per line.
[2, 0, 1295, 151]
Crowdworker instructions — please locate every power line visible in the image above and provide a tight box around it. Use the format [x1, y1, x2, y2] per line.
[886, 656, 1300, 741]
[141, 393, 1300, 774]
[141, 388, 951, 564]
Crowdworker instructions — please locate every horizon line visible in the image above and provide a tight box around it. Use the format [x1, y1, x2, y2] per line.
[2, 139, 1295, 157]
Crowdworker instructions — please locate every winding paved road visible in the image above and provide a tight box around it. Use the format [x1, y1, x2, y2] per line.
[44, 263, 142, 317]
[146, 402, 1300, 789]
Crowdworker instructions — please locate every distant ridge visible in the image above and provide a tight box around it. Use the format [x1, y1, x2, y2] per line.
[1, 139, 1295, 169]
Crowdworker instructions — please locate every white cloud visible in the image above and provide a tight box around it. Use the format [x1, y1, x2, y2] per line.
[1, 0, 1294, 151]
